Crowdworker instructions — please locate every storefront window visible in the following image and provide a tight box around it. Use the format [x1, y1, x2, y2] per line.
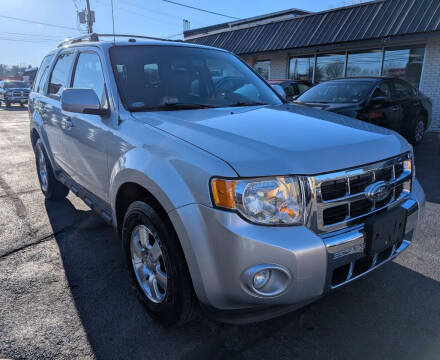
[346, 50, 382, 77]
[383, 47, 425, 87]
[254, 60, 270, 80]
[315, 54, 345, 81]
[289, 57, 314, 81]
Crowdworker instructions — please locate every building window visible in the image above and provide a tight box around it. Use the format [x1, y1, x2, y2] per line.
[289, 57, 314, 81]
[315, 53, 346, 82]
[383, 47, 425, 87]
[254, 60, 270, 80]
[346, 50, 382, 77]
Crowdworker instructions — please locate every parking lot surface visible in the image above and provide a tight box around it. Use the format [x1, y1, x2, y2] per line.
[0, 106, 439, 360]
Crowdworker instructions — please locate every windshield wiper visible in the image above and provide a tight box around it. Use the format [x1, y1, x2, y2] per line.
[130, 102, 216, 112]
[227, 102, 268, 107]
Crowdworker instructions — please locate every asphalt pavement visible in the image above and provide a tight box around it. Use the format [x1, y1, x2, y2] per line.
[0, 105, 439, 360]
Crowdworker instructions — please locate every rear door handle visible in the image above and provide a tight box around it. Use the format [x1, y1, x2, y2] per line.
[391, 105, 399, 111]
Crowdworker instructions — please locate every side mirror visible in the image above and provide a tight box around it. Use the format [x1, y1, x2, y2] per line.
[292, 94, 300, 101]
[61, 88, 108, 116]
[271, 84, 287, 100]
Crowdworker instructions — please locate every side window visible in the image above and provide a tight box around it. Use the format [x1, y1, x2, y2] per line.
[33, 54, 54, 93]
[283, 84, 296, 99]
[391, 81, 413, 101]
[297, 83, 311, 94]
[48, 52, 75, 97]
[372, 82, 391, 98]
[72, 52, 107, 108]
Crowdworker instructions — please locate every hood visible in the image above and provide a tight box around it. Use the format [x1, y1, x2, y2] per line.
[131, 104, 410, 177]
[295, 101, 360, 113]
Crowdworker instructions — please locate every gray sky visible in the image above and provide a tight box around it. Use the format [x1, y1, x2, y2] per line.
[0, 0, 365, 66]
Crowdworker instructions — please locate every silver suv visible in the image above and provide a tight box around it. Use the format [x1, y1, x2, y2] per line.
[29, 35, 425, 325]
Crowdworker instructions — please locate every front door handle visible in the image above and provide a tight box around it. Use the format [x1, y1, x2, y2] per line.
[391, 105, 399, 111]
[62, 116, 73, 131]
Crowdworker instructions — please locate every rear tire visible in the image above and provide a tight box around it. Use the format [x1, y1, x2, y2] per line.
[408, 116, 426, 145]
[34, 139, 69, 199]
[122, 200, 197, 325]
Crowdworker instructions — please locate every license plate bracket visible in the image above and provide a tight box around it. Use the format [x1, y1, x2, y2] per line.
[364, 206, 407, 255]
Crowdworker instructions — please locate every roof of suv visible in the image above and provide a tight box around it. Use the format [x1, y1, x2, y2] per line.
[55, 37, 225, 53]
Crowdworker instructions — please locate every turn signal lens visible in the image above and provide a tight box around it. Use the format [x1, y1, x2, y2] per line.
[211, 179, 237, 209]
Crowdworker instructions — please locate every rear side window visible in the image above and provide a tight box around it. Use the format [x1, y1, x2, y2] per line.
[72, 52, 107, 108]
[33, 54, 54, 93]
[48, 52, 75, 97]
[391, 81, 414, 100]
[372, 82, 391, 98]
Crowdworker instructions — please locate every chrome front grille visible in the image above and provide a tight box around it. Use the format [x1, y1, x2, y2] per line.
[303, 153, 412, 234]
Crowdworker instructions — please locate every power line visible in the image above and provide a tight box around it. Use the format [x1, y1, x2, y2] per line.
[0, 14, 77, 30]
[0, 38, 63, 43]
[119, 0, 208, 26]
[162, 0, 239, 20]
[0, 31, 64, 39]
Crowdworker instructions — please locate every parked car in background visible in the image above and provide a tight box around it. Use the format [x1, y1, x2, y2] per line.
[30, 36, 424, 325]
[268, 79, 313, 101]
[0, 80, 30, 107]
[295, 77, 432, 145]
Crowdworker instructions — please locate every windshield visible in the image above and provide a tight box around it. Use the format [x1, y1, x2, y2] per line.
[4, 81, 28, 88]
[110, 45, 282, 111]
[297, 82, 374, 104]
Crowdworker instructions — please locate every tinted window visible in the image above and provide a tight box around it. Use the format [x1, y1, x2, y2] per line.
[110, 46, 281, 111]
[282, 83, 297, 99]
[297, 81, 373, 104]
[372, 82, 391, 98]
[48, 52, 75, 97]
[297, 83, 311, 94]
[73, 52, 107, 107]
[390, 80, 414, 100]
[33, 55, 54, 93]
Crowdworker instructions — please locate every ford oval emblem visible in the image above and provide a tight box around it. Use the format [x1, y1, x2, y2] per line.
[364, 181, 391, 202]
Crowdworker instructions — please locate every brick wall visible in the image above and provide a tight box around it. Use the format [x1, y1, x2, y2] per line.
[420, 38, 440, 130]
[267, 54, 288, 80]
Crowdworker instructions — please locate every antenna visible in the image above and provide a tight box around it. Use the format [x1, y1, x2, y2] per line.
[110, 0, 116, 44]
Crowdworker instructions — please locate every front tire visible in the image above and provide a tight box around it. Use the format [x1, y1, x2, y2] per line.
[122, 201, 197, 325]
[34, 139, 69, 199]
[5, 101, 10, 108]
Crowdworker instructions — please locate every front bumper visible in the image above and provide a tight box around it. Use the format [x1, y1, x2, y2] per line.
[169, 179, 425, 322]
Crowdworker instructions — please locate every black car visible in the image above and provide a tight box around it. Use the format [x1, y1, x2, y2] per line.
[268, 80, 313, 101]
[295, 77, 432, 145]
[0, 80, 31, 108]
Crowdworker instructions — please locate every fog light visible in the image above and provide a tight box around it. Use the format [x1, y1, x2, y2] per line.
[253, 269, 271, 289]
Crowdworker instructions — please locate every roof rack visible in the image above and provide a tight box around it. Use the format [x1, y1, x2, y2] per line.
[57, 33, 181, 48]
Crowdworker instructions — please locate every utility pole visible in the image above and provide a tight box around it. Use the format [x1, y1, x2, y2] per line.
[85, 0, 94, 33]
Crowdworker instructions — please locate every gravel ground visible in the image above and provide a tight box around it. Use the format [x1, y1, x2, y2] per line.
[0, 106, 439, 360]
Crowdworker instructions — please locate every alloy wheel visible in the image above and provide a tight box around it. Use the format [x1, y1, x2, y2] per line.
[36, 144, 48, 192]
[130, 224, 168, 303]
[414, 120, 425, 143]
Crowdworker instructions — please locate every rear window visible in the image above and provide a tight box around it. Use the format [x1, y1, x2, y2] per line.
[297, 81, 374, 104]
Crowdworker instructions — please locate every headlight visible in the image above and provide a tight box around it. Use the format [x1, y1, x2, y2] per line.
[211, 176, 303, 225]
[5, 91, 12, 96]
